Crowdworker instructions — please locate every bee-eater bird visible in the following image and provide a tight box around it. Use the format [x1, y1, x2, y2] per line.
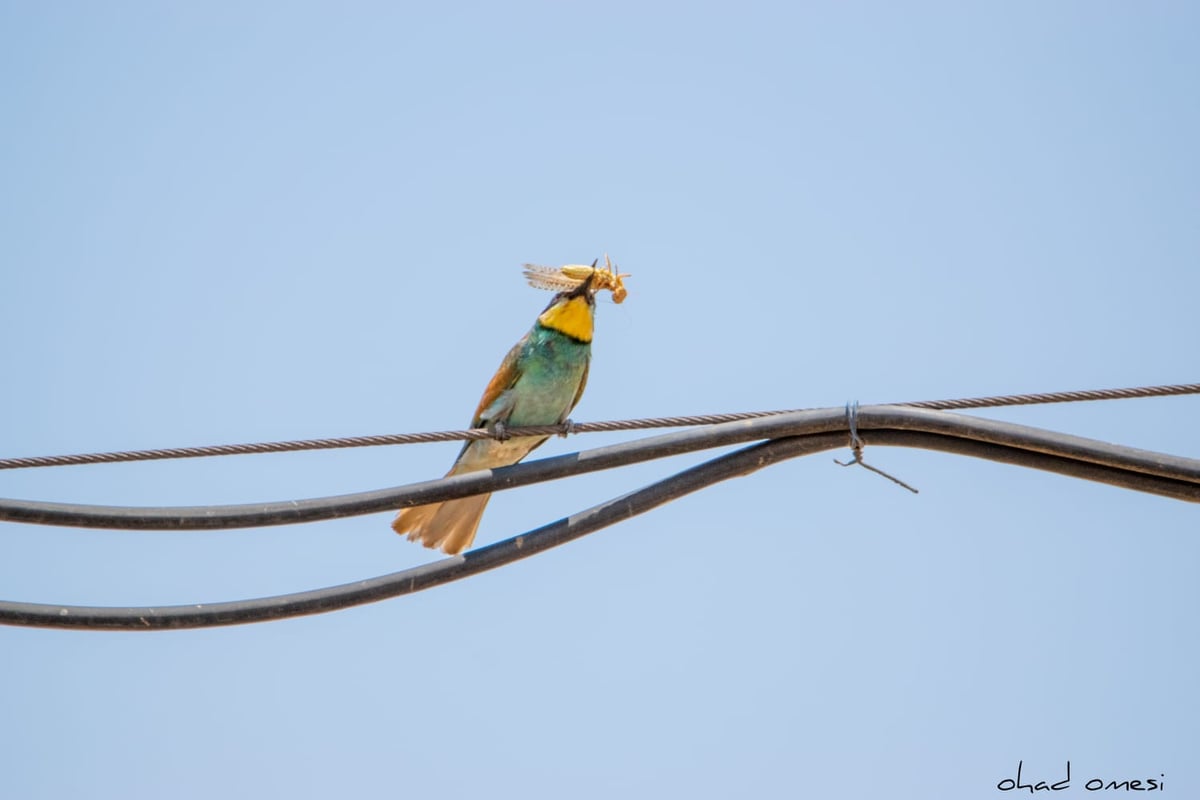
[392, 272, 599, 554]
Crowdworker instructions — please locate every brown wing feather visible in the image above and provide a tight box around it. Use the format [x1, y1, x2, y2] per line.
[565, 359, 590, 420]
[471, 336, 527, 425]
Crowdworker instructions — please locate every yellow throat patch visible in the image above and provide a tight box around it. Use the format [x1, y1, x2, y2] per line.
[537, 295, 593, 343]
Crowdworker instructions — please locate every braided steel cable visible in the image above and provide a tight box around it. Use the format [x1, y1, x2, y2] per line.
[902, 382, 1200, 410]
[1, 381, 1197, 471]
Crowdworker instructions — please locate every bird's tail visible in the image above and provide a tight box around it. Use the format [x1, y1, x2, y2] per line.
[392, 492, 492, 555]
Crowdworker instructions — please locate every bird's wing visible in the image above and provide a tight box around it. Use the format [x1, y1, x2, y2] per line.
[564, 358, 590, 421]
[471, 335, 528, 426]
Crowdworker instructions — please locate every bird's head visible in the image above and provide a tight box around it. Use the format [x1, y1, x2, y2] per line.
[536, 261, 597, 343]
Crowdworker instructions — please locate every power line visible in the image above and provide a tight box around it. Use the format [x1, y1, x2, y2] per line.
[2, 404, 1198, 531]
[2, 405, 1199, 630]
[1, 381, 1197, 471]
[902, 382, 1200, 410]
[4, 434, 839, 630]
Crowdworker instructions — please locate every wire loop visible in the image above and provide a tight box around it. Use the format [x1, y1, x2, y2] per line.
[834, 401, 919, 493]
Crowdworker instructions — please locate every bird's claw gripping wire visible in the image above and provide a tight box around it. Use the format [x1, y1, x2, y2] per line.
[489, 420, 511, 441]
[834, 402, 920, 494]
[557, 418, 578, 438]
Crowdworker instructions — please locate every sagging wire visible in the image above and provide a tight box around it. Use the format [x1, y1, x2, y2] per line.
[4, 404, 1200, 531]
[2, 405, 1200, 631]
[2, 383, 1199, 631]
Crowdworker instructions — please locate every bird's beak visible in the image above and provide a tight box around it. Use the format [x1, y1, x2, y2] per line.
[567, 258, 599, 299]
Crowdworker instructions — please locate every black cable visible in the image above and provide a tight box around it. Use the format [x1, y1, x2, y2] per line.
[0, 434, 842, 630]
[2, 407, 1199, 630]
[2, 421, 1196, 631]
[2, 406, 1198, 530]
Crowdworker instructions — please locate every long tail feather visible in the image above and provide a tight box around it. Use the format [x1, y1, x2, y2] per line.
[391, 492, 492, 555]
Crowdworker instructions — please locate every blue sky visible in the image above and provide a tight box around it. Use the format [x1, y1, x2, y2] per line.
[2, 3, 1198, 798]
